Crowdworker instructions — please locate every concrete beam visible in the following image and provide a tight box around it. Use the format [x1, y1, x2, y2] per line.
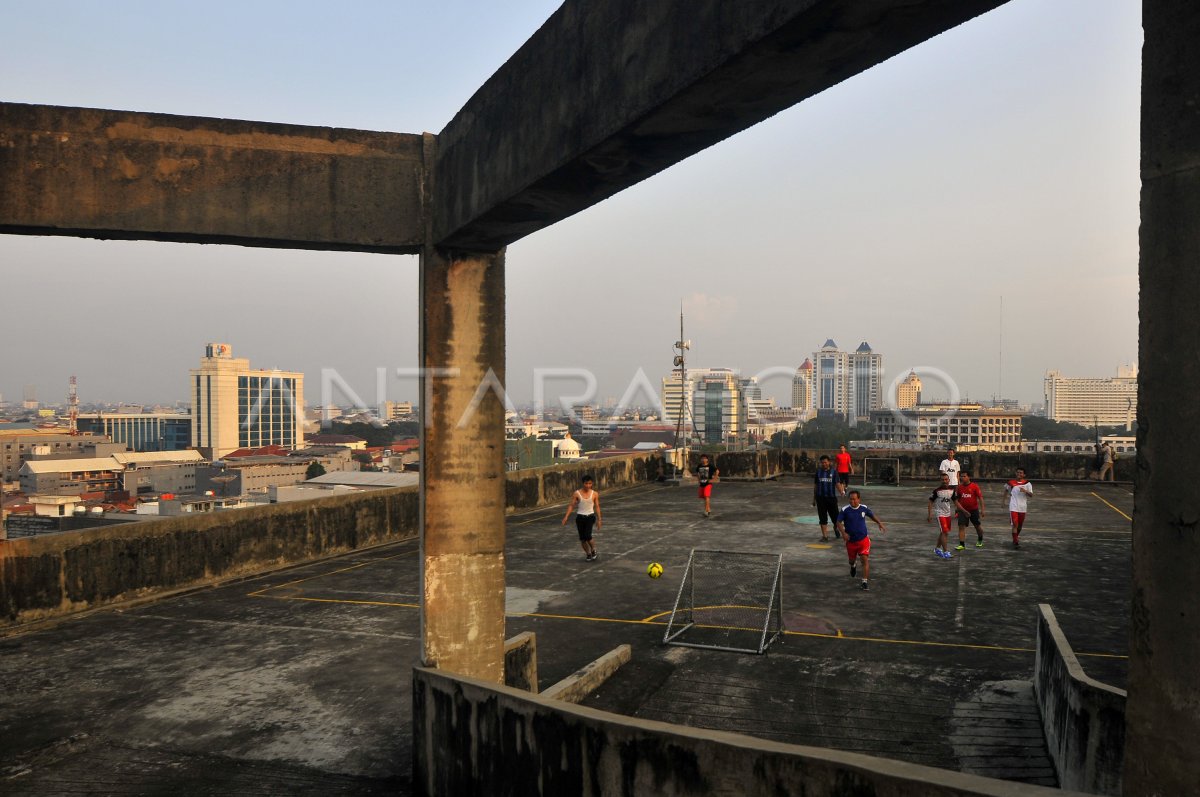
[419, 247, 507, 682]
[434, 0, 1010, 250]
[1127, 2, 1200, 795]
[0, 102, 425, 253]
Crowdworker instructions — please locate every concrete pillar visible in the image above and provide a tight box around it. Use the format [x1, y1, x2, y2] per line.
[1126, 2, 1200, 794]
[419, 247, 507, 683]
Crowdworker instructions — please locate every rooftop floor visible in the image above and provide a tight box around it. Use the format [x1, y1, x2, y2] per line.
[0, 478, 1133, 794]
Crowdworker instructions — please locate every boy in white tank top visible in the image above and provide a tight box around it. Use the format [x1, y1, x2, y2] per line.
[562, 475, 601, 560]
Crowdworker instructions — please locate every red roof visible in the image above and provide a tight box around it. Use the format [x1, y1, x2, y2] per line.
[225, 445, 291, 458]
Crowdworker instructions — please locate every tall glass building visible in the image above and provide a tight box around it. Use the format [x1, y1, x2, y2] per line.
[77, 413, 192, 452]
[190, 343, 304, 458]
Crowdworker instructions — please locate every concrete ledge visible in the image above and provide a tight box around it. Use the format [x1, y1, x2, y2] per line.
[504, 631, 538, 693]
[412, 666, 1085, 797]
[0, 487, 418, 628]
[1034, 604, 1126, 795]
[541, 644, 631, 704]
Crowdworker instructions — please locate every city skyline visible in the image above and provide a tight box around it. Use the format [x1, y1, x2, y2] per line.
[0, 0, 1140, 408]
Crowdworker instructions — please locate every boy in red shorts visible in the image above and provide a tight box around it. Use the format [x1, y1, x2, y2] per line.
[695, 454, 719, 517]
[1005, 467, 1034, 548]
[927, 472, 961, 559]
[835, 490, 887, 590]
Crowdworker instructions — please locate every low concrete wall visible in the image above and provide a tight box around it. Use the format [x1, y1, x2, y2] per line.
[1034, 604, 1126, 795]
[505, 451, 660, 510]
[706, 448, 1129, 483]
[413, 666, 1082, 797]
[0, 486, 419, 628]
[2, 452, 659, 630]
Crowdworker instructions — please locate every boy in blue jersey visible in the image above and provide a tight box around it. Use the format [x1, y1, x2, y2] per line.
[835, 490, 888, 590]
[812, 454, 841, 541]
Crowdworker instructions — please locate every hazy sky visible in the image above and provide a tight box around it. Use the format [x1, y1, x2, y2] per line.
[0, 0, 1141, 411]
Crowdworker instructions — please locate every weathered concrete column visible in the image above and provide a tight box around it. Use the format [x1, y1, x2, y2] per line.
[1126, 2, 1200, 794]
[419, 247, 507, 683]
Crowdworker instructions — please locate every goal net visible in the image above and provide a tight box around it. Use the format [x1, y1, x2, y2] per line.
[662, 549, 784, 655]
[862, 457, 901, 486]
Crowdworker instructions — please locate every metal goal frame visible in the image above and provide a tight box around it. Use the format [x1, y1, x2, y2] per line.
[862, 457, 901, 486]
[662, 549, 785, 655]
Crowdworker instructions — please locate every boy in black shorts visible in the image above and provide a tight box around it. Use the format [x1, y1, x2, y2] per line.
[562, 475, 601, 560]
[813, 454, 841, 541]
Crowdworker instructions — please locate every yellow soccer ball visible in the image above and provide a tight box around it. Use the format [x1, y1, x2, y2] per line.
[647, 562, 664, 579]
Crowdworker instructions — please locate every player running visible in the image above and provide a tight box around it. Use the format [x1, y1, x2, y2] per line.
[835, 490, 887, 590]
[695, 454, 719, 517]
[955, 471, 986, 549]
[1005, 467, 1034, 548]
[927, 472, 960, 559]
[834, 444, 854, 496]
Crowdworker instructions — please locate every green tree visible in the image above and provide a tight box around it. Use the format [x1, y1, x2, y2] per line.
[305, 461, 326, 480]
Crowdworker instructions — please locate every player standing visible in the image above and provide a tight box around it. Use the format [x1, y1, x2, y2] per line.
[954, 471, 986, 549]
[834, 444, 854, 496]
[927, 472, 959, 559]
[939, 448, 961, 486]
[562, 474, 601, 560]
[812, 454, 841, 541]
[1005, 467, 1034, 548]
[696, 454, 719, 517]
[835, 490, 887, 590]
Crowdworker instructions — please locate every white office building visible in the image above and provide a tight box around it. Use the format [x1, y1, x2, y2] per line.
[191, 343, 305, 459]
[1043, 366, 1138, 427]
[692, 370, 748, 445]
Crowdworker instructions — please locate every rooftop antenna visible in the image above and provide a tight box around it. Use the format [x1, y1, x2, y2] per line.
[996, 295, 1004, 404]
[68, 375, 79, 434]
[671, 305, 694, 478]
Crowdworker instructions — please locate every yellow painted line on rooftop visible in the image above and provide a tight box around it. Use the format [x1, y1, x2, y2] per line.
[244, 592, 1125, 659]
[247, 549, 416, 597]
[251, 593, 420, 609]
[1091, 492, 1133, 522]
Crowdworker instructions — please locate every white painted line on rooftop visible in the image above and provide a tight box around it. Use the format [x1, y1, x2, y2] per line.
[955, 559, 967, 629]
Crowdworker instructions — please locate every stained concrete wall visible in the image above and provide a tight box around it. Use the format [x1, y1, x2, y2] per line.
[1034, 605, 1125, 796]
[412, 666, 1083, 797]
[1, 453, 659, 630]
[0, 487, 419, 628]
[694, 448, 1126, 483]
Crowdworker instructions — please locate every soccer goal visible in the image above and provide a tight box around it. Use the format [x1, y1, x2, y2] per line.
[662, 549, 784, 655]
[862, 457, 901, 486]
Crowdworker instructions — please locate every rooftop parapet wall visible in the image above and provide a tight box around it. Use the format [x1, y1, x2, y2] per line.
[1034, 604, 1126, 795]
[2, 452, 660, 630]
[413, 665, 1086, 797]
[0, 486, 419, 628]
[680, 448, 1124, 482]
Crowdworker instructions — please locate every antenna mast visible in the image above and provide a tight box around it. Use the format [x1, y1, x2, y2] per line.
[997, 296, 1004, 402]
[68, 375, 79, 433]
[672, 306, 693, 477]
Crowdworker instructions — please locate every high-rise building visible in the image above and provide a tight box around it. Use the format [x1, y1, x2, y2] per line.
[896, 371, 922, 409]
[1043, 366, 1138, 426]
[22, 384, 38, 410]
[692, 369, 748, 445]
[661, 367, 720, 429]
[381, 401, 415, 420]
[791, 359, 813, 416]
[812, 340, 883, 423]
[190, 343, 305, 459]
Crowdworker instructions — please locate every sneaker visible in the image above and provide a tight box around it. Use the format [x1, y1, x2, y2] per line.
[943, 550, 953, 559]
[956, 543, 966, 550]
[704, 510, 711, 517]
[860, 580, 869, 591]
[934, 548, 944, 558]
[591, 551, 599, 560]
[850, 564, 857, 578]
[976, 539, 984, 548]
[1013, 540, 1020, 549]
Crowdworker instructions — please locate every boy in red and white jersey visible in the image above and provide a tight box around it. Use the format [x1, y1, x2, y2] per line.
[927, 472, 961, 559]
[1004, 467, 1034, 548]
